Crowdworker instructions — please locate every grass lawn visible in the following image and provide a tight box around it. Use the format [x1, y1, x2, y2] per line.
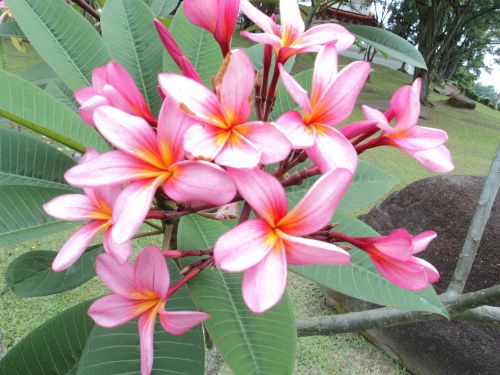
[1, 38, 499, 374]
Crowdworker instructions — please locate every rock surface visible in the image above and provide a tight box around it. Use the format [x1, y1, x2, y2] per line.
[434, 83, 460, 97]
[325, 176, 500, 375]
[447, 94, 477, 109]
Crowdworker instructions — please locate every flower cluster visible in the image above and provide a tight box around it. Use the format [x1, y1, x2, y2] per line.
[42, 0, 453, 373]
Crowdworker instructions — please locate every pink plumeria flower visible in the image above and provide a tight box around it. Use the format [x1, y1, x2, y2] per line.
[159, 49, 291, 169]
[75, 61, 156, 126]
[88, 246, 210, 375]
[0, 1, 12, 24]
[184, 0, 239, 56]
[276, 45, 370, 173]
[154, 19, 203, 84]
[361, 79, 454, 173]
[240, 0, 354, 63]
[214, 167, 352, 313]
[340, 229, 439, 290]
[43, 149, 132, 271]
[65, 100, 236, 244]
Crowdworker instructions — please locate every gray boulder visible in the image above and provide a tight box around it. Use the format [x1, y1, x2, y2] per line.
[447, 94, 476, 109]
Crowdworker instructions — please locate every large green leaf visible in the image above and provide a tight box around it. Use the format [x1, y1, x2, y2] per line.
[20, 63, 58, 87]
[151, 0, 178, 17]
[0, 185, 77, 247]
[45, 79, 79, 111]
[5, 246, 101, 297]
[178, 216, 296, 375]
[6, 0, 111, 91]
[0, 127, 77, 189]
[0, 300, 95, 375]
[0, 21, 25, 37]
[101, 0, 164, 114]
[346, 24, 427, 70]
[163, 6, 222, 85]
[0, 70, 108, 152]
[291, 215, 447, 316]
[286, 159, 400, 212]
[78, 262, 205, 375]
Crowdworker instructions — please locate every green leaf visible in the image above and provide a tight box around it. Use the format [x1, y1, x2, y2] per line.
[151, 0, 178, 17]
[101, 0, 164, 114]
[286, 160, 400, 212]
[6, 0, 111, 91]
[78, 261, 205, 375]
[291, 215, 448, 317]
[0, 69, 108, 152]
[163, 7, 222, 85]
[45, 79, 79, 111]
[346, 24, 427, 70]
[0, 300, 95, 375]
[0, 185, 77, 247]
[19, 63, 58, 87]
[178, 216, 296, 375]
[0, 127, 77, 189]
[0, 21, 25, 37]
[5, 246, 101, 297]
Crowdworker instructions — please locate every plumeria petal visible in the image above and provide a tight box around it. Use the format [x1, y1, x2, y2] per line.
[43, 194, 98, 221]
[280, 233, 350, 265]
[227, 167, 288, 226]
[112, 177, 165, 244]
[278, 64, 313, 115]
[390, 85, 420, 131]
[103, 229, 133, 264]
[214, 218, 276, 272]
[279, 0, 305, 39]
[389, 126, 448, 151]
[138, 307, 158, 375]
[339, 120, 378, 140]
[413, 257, 440, 283]
[310, 45, 338, 106]
[235, 122, 291, 164]
[240, 0, 276, 34]
[78, 95, 107, 126]
[278, 168, 352, 236]
[242, 243, 287, 314]
[407, 145, 454, 173]
[276, 110, 316, 148]
[95, 252, 136, 297]
[134, 246, 170, 301]
[52, 221, 106, 271]
[370, 228, 413, 261]
[88, 294, 153, 328]
[159, 310, 210, 335]
[184, 0, 219, 35]
[293, 23, 354, 52]
[412, 230, 437, 254]
[362, 105, 394, 133]
[371, 255, 436, 290]
[214, 133, 262, 168]
[306, 125, 358, 173]
[183, 124, 229, 161]
[93, 107, 163, 168]
[240, 31, 282, 48]
[165, 160, 236, 205]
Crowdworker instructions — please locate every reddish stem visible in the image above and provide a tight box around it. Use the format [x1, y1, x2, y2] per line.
[239, 202, 252, 223]
[263, 63, 281, 121]
[166, 257, 213, 299]
[163, 249, 213, 259]
[146, 210, 165, 219]
[355, 136, 385, 154]
[351, 128, 379, 147]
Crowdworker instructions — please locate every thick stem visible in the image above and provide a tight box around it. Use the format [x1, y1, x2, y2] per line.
[166, 257, 213, 298]
[72, 0, 100, 20]
[239, 202, 252, 223]
[163, 249, 213, 259]
[132, 230, 163, 239]
[447, 145, 500, 294]
[263, 63, 281, 121]
[162, 224, 174, 251]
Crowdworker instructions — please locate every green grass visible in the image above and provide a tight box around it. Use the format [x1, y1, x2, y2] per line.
[1, 37, 500, 374]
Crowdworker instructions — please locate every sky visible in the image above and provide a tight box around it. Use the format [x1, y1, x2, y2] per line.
[478, 54, 500, 92]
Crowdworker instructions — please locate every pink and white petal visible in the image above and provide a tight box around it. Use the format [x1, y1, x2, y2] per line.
[371, 256, 433, 291]
[138, 308, 158, 375]
[158, 73, 224, 123]
[306, 125, 358, 174]
[214, 0, 239, 46]
[390, 85, 420, 131]
[412, 231, 437, 254]
[339, 120, 378, 140]
[214, 133, 261, 168]
[279, 0, 305, 38]
[281, 233, 350, 265]
[75, 86, 98, 105]
[242, 244, 288, 314]
[106, 61, 149, 114]
[227, 167, 288, 225]
[236, 122, 291, 164]
[111, 177, 164, 244]
[103, 229, 133, 264]
[412, 78, 422, 97]
[391, 126, 448, 151]
[91, 184, 122, 210]
[79, 95, 108, 126]
[406, 145, 454, 173]
[278, 64, 312, 115]
[65, 151, 162, 187]
[159, 310, 210, 335]
[95, 252, 136, 297]
[214, 218, 276, 272]
[79, 148, 100, 164]
[276, 111, 315, 148]
[184, 0, 218, 33]
[157, 98, 194, 165]
[88, 294, 150, 328]
[278, 168, 352, 236]
[52, 221, 106, 271]
[310, 45, 338, 106]
[43, 194, 98, 221]
[240, 0, 277, 34]
[134, 246, 170, 300]
[91, 65, 108, 93]
[93, 107, 163, 167]
[165, 160, 236, 205]
[362, 105, 394, 134]
[218, 50, 255, 124]
[313, 61, 370, 125]
[293, 24, 355, 52]
[370, 228, 413, 261]
[183, 124, 229, 161]
[239, 31, 283, 48]
[412, 256, 440, 283]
